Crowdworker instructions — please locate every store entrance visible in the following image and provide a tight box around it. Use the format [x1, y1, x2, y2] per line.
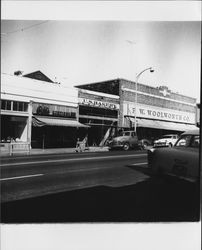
[31, 125, 78, 148]
[1, 115, 28, 142]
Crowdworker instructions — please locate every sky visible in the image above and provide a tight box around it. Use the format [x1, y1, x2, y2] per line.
[1, 20, 201, 102]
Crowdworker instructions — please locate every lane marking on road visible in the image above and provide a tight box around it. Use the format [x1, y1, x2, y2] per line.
[130, 162, 148, 167]
[0, 174, 44, 181]
[0, 162, 148, 182]
[1, 153, 147, 167]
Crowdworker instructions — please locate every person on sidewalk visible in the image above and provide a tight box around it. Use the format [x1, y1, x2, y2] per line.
[75, 136, 88, 153]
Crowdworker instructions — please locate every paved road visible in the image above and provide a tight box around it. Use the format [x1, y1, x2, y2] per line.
[1, 150, 200, 223]
[1, 150, 148, 202]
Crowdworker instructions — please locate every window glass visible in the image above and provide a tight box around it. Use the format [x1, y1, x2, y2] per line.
[162, 135, 172, 139]
[18, 102, 23, 111]
[175, 135, 192, 147]
[6, 101, 11, 110]
[1, 100, 6, 110]
[2, 100, 12, 110]
[190, 135, 200, 148]
[13, 101, 28, 112]
[13, 101, 18, 111]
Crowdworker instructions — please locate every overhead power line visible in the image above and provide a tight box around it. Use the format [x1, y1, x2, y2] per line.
[1, 21, 49, 36]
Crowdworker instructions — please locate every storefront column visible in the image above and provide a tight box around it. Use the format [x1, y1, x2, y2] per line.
[27, 101, 33, 145]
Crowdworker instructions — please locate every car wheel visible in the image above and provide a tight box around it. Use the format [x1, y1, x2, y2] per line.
[142, 142, 148, 149]
[123, 143, 130, 151]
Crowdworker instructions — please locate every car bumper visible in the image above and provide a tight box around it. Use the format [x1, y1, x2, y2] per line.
[153, 144, 168, 148]
[109, 145, 124, 149]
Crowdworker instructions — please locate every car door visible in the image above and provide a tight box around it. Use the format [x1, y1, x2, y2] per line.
[169, 134, 199, 181]
[130, 132, 138, 147]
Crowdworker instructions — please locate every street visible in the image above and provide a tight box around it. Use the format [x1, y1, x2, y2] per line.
[1, 150, 200, 222]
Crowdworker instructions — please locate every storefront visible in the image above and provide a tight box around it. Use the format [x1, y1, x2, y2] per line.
[1, 72, 85, 149]
[76, 78, 197, 143]
[77, 88, 119, 146]
[31, 102, 88, 148]
[120, 79, 197, 140]
[1, 99, 30, 142]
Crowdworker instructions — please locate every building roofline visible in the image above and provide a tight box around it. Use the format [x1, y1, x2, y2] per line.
[76, 77, 197, 101]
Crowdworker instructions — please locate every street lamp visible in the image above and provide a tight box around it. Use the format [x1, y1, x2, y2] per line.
[134, 67, 154, 133]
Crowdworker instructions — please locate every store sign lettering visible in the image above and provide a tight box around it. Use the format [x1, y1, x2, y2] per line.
[79, 98, 119, 110]
[125, 103, 195, 124]
[35, 105, 76, 118]
[36, 105, 50, 115]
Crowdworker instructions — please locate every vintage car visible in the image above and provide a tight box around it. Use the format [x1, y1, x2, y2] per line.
[153, 134, 179, 147]
[148, 128, 200, 183]
[108, 130, 139, 150]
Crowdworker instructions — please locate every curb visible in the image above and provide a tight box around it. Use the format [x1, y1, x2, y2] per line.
[1, 147, 109, 157]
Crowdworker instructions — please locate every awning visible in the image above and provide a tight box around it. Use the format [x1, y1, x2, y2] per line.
[127, 117, 197, 132]
[32, 116, 89, 128]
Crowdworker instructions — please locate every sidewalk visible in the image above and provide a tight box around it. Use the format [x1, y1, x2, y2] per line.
[1, 146, 109, 157]
[31, 146, 109, 155]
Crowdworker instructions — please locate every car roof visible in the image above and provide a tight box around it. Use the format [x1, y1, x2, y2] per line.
[182, 128, 200, 135]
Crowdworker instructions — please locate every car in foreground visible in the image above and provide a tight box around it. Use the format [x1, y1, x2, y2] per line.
[148, 128, 200, 183]
[153, 134, 179, 148]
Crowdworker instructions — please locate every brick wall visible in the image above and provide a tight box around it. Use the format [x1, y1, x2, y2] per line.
[120, 79, 196, 113]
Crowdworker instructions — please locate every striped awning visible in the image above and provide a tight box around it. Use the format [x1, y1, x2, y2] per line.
[32, 116, 89, 128]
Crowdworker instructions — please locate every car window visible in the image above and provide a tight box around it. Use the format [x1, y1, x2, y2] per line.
[175, 135, 192, 147]
[162, 135, 172, 139]
[124, 132, 130, 136]
[190, 135, 200, 148]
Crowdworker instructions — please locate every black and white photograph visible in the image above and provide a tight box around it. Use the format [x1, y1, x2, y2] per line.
[1, 1, 201, 250]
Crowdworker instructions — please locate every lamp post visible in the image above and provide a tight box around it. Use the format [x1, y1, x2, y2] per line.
[134, 67, 154, 133]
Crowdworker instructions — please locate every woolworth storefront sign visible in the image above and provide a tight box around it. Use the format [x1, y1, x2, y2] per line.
[79, 98, 119, 110]
[124, 103, 196, 124]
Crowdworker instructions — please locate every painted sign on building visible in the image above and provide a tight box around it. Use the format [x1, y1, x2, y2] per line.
[79, 98, 119, 110]
[123, 102, 196, 124]
[32, 103, 77, 119]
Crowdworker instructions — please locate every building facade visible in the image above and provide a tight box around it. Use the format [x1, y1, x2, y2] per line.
[77, 88, 119, 146]
[1, 72, 87, 149]
[76, 78, 197, 143]
[1, 74, 198, 149]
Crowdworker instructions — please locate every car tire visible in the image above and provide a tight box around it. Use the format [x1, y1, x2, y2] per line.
[142, 142, 148, 149]
[123, 143, 130, 151]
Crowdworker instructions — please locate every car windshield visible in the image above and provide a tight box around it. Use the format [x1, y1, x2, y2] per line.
[175, 135, 192, 147]
[161, 135, 173, 139]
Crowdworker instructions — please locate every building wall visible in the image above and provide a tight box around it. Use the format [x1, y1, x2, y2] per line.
[119, 78, 196, 128]
[1, 73, 78, 145]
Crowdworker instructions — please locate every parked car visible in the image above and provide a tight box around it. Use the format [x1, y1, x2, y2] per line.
[139, 138, 153, 149]
[108, 130, 139, 151]
[148, 128, 200, 183]
[153, 134, 179, 148]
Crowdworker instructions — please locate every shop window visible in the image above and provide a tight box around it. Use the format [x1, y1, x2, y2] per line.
[13, 101, 18, 111]
[13, 101, 28, 112]
[1, 100, 11, 110]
